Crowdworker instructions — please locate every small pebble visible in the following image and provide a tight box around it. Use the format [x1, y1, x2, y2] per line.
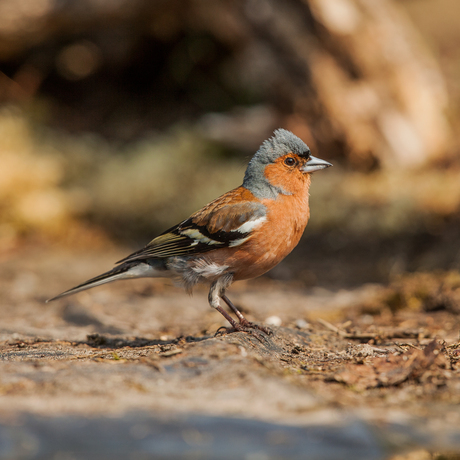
[295, 319, 309, 329]
[265, 315, 282, 327]
[361, 314, 374, 325]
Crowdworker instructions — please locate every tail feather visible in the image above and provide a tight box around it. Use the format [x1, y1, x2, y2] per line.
[47, 261, 162, 302]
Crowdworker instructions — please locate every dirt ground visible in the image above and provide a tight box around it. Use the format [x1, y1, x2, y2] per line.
[1, 243, 460, 459]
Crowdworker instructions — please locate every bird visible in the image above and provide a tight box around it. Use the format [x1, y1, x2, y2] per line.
[48, 129, 332, 335]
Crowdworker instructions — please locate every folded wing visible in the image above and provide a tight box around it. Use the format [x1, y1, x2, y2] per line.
[117, 193, 267, 264]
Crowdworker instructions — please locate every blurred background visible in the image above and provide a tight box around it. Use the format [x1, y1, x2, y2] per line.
[0, 0, 459, 289]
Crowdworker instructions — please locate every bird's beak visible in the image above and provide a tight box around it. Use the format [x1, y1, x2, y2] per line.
[301, 155, 332, 173]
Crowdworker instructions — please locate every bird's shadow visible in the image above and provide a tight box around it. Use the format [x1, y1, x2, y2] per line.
[81, 333, 211, 349]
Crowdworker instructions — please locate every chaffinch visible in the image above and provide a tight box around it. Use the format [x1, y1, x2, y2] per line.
[48, 129, 332, 334]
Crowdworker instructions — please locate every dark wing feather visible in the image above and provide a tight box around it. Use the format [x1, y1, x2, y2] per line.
[117, 189, 267, 265]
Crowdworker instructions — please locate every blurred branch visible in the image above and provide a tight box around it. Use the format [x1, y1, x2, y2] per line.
[0, 0, 452, 167]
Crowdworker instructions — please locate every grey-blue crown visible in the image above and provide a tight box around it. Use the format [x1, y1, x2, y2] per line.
[253, 129, 310, 164]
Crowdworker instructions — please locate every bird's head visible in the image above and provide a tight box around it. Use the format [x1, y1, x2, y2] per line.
[243, 129, 332, 199]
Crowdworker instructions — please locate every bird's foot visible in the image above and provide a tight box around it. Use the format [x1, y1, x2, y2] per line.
[219, 296, 272, 335]
[237, 319, 272, 336]
[214, 321, 272, 342]
[214, 305, 272, 340]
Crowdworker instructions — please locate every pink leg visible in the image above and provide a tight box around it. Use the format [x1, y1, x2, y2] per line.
[209, 277, 271, 337]
[221, 294, 271, 335]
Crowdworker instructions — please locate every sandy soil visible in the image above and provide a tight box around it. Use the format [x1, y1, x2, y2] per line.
[1, 245, 460, 458]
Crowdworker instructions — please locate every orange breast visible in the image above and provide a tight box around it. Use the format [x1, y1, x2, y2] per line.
[207, 178, 311, 281]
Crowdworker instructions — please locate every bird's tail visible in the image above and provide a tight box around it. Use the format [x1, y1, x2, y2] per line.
[46, 261, 164, 302]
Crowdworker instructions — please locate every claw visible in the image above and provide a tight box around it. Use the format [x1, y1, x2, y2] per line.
[214, 326, 230, 337]
[215, 322, 271, 343]
[238, 319, 272, 336]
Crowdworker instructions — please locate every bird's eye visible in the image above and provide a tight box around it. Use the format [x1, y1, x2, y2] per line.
[284, 157, 296, 167]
